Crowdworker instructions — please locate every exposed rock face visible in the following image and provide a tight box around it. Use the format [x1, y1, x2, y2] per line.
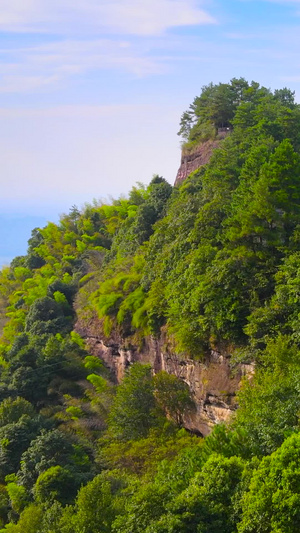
[76, 128, 247, 436]
[76, 319, 254, 436]
[175, 131, 230, 186]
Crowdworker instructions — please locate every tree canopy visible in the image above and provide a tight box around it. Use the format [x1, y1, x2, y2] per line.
[1, 79, 300, 531]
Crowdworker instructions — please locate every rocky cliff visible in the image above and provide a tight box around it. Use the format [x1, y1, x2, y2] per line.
[76, 318, 254, 436]
[75, 129, 251, 437]
[175, 130, 230, 186]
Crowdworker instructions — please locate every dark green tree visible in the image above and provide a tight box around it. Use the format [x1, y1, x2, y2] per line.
[238, 433, 300, 533]
[154, 371, 194, 426]
[109, 364, 157, 440]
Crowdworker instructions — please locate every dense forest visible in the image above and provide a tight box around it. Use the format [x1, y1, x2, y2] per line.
[1, 78, 300, 531]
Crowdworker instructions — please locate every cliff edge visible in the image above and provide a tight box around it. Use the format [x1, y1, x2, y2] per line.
[75, 317, 254, 436]
[175, 129, 230, 186]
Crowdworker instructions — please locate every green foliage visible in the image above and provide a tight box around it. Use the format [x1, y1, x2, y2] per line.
[86, 373, 108, 393]
[3, 79, 300, 532]
[151, 454, 245, 533]
[5, 504, 43, 533]
[34, 466, 78, 505]
[238, 433, 300, 532]
[109, 363, 157, 440]
[25, 296, 72, 336]
[154, 371, 195, 425]
[100, 426, 198, 476]
[112, 482, 170, 533]
[17, 429, 82, 488]
[232, 336, 300, 456]
[6, 481, 29, 515]
[84, 355, 103, 371]
[60, 473, 122, 533]
[0, 415, 47, 480]
[0, 398, 35, 427]
[178, 78, 250, 142]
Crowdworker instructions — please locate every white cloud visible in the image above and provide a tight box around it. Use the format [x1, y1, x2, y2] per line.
[0, 103, 154, 119]
[96, 0, 215, 35]
[0, 0, 215, 35]
[0, 38, 167, 93]
[0, 0, 38, 26]
[0, 1, 216, 93]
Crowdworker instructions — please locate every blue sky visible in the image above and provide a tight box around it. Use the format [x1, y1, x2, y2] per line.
[1, 0, 300, 264]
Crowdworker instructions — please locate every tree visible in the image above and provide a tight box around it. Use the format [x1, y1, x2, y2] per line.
[26, 228, 46, 270]
[60, 474, 121, 533]
[0, 398, 35, 427]
[112, 482, 170, 533]
[238, 433, 300, 533]
[1, 504, 43, 533]
[6, 480, 29, 515]
[18, 429, 76, 487]
[109, 364, 157, 440]
[25, 297, 71, 335]
[0, 416, 45, 480]
[234, 340, 300, 457]
[34, 466, 78, 505]
[178, 78, 251, 144]
[133, 177, 172, 244]
[274, 87, 296, 107]
[148, 454, 244, 533]
[154, 371, 195, 426]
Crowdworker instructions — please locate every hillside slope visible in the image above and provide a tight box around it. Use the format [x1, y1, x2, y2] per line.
[2, 79, 300, 531]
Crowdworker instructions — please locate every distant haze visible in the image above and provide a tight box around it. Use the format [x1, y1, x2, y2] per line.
[1, 0, 300, 261]
[0, 215, 49, 267]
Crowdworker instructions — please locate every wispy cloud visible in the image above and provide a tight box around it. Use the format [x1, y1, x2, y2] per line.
[0, 0, 216, 36]
[0, 103, 157, 119]
[0, 1, 217, 92]
[0, 38, 168, 92]
[95, 0, 216, 35]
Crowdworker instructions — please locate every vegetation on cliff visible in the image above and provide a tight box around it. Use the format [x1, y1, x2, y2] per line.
[1, 79, 300, 530]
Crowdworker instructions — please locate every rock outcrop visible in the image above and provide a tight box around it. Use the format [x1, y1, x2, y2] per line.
[175, 130, 231, 186]
[76, 319, 254, 436]
[75, 127, 247, 437]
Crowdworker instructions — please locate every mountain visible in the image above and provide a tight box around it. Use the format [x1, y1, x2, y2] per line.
[1, 78, 300, 531]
